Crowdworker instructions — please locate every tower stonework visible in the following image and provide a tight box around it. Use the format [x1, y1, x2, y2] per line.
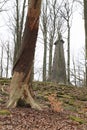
[51, 34, 66, 84]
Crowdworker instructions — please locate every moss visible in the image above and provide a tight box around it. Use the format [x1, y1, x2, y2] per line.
[0, 78, 11, 85]
[70, 115, 86, 124]
[62, 94, 72, 99]
[0, 98, 3, 102]
[0, 110, 11, 115]
[0, 98, 5, 104]
[77, 96, 87, 101]
[57, 93, 73, 99]
[64, 105, 77, 111]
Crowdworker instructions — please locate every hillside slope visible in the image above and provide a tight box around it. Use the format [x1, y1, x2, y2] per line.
[0, 80, 87, 130]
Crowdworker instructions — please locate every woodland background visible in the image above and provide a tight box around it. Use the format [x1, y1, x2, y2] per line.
[0, 0, 86, 87]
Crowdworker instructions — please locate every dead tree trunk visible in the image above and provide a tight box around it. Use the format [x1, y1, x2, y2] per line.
[7, 0, 42, 110]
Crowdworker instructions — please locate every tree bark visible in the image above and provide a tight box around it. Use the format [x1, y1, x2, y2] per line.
[0, 46, 3, 77]
[41, 2, 48, 81]
[6, 42, 10, 78]
[48, 40, 53, 81]
[7, 0, 42, 110]
[84, 0, 87, 86]
[67, 20, 70, 84]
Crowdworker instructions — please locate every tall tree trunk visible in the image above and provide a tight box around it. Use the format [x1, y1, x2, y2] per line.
[67, 20, 70, 84]
[42, 2, 48, 81]
[13, 0, 26, 66]
[7, 0, 42, 110]
[84, 0, 87, 86]
[43, 36, 47, 81]
[48, 40, 53, 81]
[48, 0, 56, 81]
[72, 58, 77, 86]
[19, 0, 26, 45]
[0, 46, 3, 77]
[6, 42, 10, 78]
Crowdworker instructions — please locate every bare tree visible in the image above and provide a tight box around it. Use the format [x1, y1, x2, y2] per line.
[71, 53, 85, 87]
[0, 0, 10, 77]
[40, 0, 48, 81]
[48, 0, 57, 80]
[7, 0, 42, 110]
[60, 0, 74, 84]
[40, 0, 64, 81]
[70, 57, 77, 86]
[0, 46, 3, 77]
[13, 0, 27, 65]
[0, 0, 9, 12]
[6, 42, 10, 78]
[84, 0, 87, 86]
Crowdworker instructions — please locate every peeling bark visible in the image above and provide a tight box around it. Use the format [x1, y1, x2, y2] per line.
[7, 0, 42, 110]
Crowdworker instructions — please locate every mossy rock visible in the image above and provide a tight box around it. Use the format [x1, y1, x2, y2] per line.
[0, 110, 10, 115]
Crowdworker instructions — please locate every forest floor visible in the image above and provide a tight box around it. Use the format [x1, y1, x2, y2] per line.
[0, 79, 87, 130]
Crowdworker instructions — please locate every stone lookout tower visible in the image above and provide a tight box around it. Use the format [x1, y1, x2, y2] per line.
[51, 33, 66, 84]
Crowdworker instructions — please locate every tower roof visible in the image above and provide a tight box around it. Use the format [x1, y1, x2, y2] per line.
[54, 39, 64, 45]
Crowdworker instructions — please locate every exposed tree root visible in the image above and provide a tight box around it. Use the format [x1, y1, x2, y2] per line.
[23, 84, 42, 110]
[0, 85, 9, 96]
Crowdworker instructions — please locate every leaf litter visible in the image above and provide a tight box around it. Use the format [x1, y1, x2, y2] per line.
[0, 81, 87, 130]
